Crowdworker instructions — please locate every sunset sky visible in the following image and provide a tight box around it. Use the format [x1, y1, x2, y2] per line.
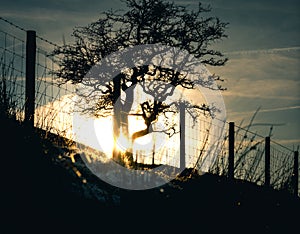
[1, 0, 299, 148]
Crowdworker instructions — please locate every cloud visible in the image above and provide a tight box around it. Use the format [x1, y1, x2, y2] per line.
[1, 0, 299, 148]
[222, 78, 300, 101]
[1, 0, 300, 52]
[208, 49, 300, 147]
[0, 1, 118, 45]
[271, 139, 300, 149]
[260, 106, 300, 113]
[209, 0, 300, 51]
[0, 0, 120, 14]
[226, 107, 300, 148]
[230, 106, 300, 116]
[224, 47, 300, 56]
[212, 51, 300, 111]
[212, 48, 300, 81]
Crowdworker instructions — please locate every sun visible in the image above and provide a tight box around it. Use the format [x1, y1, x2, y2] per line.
[71, 110, 179, 164]
[115, 128, 131, 153]
[93, 116, 114, 157]
[93, 115, 154, 157]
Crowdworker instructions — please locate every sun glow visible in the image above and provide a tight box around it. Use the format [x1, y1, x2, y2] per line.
[93, 115, 159, 157]
[115, 128, 131, 153]
[94, 117, 114, 157]
[36, 94, 199, 167]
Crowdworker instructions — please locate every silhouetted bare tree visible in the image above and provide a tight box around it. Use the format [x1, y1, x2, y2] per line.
[53, 0, 228, 164]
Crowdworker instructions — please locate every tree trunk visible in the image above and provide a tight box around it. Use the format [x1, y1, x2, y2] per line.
[112, 116, 119, 159]
[112, 73, 135, 164]
[132, 126, 151, 142]
[112, 75, 121, 161]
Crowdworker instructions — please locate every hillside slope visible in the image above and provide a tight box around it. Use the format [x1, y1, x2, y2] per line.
[0, 116, 299, 234]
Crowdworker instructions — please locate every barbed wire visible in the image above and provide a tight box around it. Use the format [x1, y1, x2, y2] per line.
[271, 140, 298, 153]
[1, 15, 298, 196]
[36, 35, 60, 48]
[0, 16, 298, 151]
[0, 16, 60, 48]
[213, 115, 298, 153]
[0, 16, 27, 32]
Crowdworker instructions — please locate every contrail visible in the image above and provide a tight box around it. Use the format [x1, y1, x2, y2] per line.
[242, 123, 285, 128]
[259, 105, 300, 113]
[229, 106, 300, 116]
[224, 46, 300, 55]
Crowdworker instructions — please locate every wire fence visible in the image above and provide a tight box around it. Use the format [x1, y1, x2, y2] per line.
[0, 17, 299, 197]
[270, 141, 295, 191]
[233, 125, 266, 185]
[0, 27, 26, 120]
[34, 41, 75, 137]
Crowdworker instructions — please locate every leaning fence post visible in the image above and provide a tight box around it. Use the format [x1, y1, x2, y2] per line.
[293, 151, 299, 197]
[228, 122, 235, 180]
[179, 102, 185, 170]
[265, 137, 270, 187]
[25, 30, 36, 127]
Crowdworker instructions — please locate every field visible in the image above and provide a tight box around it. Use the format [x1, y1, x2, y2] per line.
[1, 115, 299, 233]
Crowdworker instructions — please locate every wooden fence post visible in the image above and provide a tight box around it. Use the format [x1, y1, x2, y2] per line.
[265, 137, 270, 187]
[293, 151, 299, 197]
[180, 102, 185, 170]
[152, 143, 155, 165]
[25, 30, 36, 127]
[228, 122, 235, 180]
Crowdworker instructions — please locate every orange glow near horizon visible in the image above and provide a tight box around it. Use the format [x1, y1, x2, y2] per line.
[35, 94, 206, 168]
[94, 115, 165, 157]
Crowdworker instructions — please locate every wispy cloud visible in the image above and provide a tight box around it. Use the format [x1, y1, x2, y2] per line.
[258, 106, 300, 113]
[272, 139, 300, 149]
[210, 48, 300, 147]
[222, 92, 300, 101]
[222, 78, 300, 103]
[224, 46, 300, 56]
[229, 106, 300, 117]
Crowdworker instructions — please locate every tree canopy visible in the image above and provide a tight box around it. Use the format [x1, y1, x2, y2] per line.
[53, 0, 228, 165]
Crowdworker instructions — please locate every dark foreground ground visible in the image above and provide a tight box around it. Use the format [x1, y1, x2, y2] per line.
[1, 116, 299, 234]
